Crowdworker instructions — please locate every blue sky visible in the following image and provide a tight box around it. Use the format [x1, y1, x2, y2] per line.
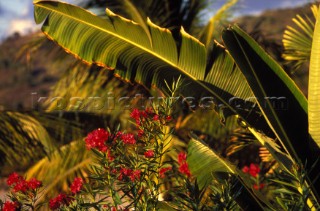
[0, 0, 311, 40]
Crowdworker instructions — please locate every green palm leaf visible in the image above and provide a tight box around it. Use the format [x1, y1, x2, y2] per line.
[187, 138, 274, 210]
[283, 5, 319, 71]
[0, 112, 54, 169]
[26, 140, 91, 205]
[34, 1, 264, 128]
[187, 138, 234, 188]
[309, 5, 320, 148]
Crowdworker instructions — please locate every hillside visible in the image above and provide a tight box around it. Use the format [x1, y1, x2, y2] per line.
[234, 3, 315, 95]
[0, 3, 314, 110]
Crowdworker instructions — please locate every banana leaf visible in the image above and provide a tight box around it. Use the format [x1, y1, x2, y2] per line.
[33, 0, 272, 135]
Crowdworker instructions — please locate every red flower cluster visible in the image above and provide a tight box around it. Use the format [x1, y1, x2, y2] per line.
[177, 152, 191, 177]
[144, 150, 154, 158]
[70, 177, 83, 195]
[130, 108, 141, 125]
[49, 193, 71, 210]
[2, 201, 19, 211]
[118, 168, 141, 182]
[130, 107, 168, 126]
[7, 172, 42, 193]
[159, 167, 172, 178]
[130, 108, 147, 125]
[120, 133, 136, 144]
[242, 163, 260, 178]
[85, 128, 109, 152]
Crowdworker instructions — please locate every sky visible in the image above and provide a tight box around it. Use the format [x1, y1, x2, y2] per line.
[0, 0, 312, 41]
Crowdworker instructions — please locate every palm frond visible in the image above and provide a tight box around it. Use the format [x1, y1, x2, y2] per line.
[282, 4, 319, 71]
[178, 110, 238, 140]
[26, 140, 91, 205]
[0, 112, 55, 171]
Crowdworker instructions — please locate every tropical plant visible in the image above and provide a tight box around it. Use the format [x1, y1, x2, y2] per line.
[2, 0, 241, 207]
[283, 4, 319, 71]
[31, 0, 320, 209]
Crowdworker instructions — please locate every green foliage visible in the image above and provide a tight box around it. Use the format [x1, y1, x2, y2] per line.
[2, 0, 320, 209]
[308, 5, 320, 149]
[283, 5, 319, 71]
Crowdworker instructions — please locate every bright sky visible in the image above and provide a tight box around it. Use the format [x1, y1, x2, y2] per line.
[0, 0, 312, 40]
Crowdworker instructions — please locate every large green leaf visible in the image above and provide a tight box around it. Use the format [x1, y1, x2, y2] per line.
[309, 5, 320, 149]
[222, 25, 320, 199]
[223, 25, 308, 161]
[34, 1, 264, 127]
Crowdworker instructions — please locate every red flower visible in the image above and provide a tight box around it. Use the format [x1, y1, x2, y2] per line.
[7, 172, 22, 186]
[27, 178, 42, 190]
[129, 170, 141, 182]
[111, 169, 117, 174]
[70, 177, 83, 194]
[242, 163, 260, 178]
[2, 201, 19, 211]
[179, 162, 191, 177]
[121, 133, 136, 144]
[130, 109, 141, 125]
[153, 115, 159, 121]
[140, 110, 148, 118]
[13, 180, 28, 193]
[120, 168, 132, 176]
[111, 207, 117, 211]
[159, 167, 172, 178]
[85, 128, 109, 152]
[138, 129, 144, 137]
[7, 173, 42, 192]
[242, 166, 249, 173]
[144, 150, 154, 158]
[49, 193, 71, 210]
[118, 168, 132, 181]
[253, 183, 265, 190]
[165, 116, 172, 122]
[178, 152, 187, 164]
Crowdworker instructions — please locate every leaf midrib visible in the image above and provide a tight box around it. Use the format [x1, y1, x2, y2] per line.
[35, 2, 239, 115]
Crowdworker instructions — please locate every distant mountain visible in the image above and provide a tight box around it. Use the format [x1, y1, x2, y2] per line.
[234, 3, 314, 43]
[0, 3, 314, 110]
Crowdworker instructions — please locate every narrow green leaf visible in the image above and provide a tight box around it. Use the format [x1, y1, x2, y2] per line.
[222, 25, 310, 163]
[222, 24, 320, 199]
